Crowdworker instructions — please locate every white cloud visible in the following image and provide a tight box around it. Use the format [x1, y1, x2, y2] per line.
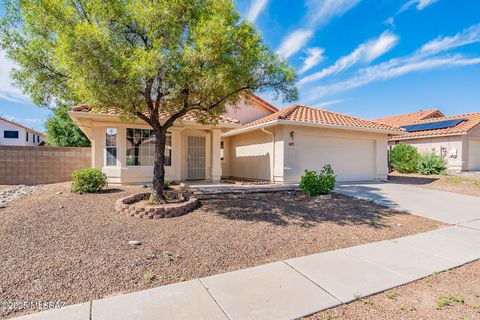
[299, 47, 325, 74]
[311, 99, 346, 108]
[303, 25, 480, 99]
[246, 0, 269, 23]
[399, 0, 439, 13]
[419, 24, 480, 55]
[276, 0, 361, 59]
[0, 50, 28, 103]
[308, 55, 480, 98]
[300, 31, 399, 85]
[306, 0, 361, 26]
[276, 29, 314, 59]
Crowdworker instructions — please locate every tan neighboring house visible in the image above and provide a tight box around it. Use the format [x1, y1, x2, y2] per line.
[0, 116, 45, 146]
[373, 109, 480, 171]
[69, 95, 403, 184]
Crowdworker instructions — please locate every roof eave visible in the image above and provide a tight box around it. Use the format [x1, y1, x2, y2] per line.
[68, 111, 241, 128]
[389, 132, 468, 141]
[223, 119, 405, 137]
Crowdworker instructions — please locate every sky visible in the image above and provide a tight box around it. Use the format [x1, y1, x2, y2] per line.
[0, 0, 479, 132]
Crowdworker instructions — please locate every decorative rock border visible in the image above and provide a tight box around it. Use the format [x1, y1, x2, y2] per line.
[115, 193, 199, 219]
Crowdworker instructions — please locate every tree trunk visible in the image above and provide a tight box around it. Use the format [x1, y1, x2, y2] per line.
[151, 128, 167, 203]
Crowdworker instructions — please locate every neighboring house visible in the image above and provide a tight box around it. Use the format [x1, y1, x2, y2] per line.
[373, 109, 480, 171]
[0, 117, 45, 146]
[68, 95, 403, 184]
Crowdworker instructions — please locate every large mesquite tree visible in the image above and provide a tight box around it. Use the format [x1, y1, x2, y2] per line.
[0, 0, 297, 202]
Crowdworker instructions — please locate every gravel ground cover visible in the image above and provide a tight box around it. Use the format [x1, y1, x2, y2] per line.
[0, 185, 40, 208]
[389, 172, 480, 197]
[306, 260, 480, 320]
[0, 182, 443, 319]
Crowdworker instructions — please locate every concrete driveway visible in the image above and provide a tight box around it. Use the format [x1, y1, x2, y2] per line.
[336, 181, 480, 225]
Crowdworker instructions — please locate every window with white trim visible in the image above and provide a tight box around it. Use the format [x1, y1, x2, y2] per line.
[106, 128, 117, 166]
[126, 128, 171, 166]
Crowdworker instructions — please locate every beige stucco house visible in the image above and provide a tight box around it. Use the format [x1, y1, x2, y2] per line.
[69, 94, 403, 184]
[373, 109, 480, 171]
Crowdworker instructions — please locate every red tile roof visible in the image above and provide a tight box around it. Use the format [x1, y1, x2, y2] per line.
[0, 116, 45, 136]
[239, 104, 404, 132]
[372, 109, 444, 127]
[245, 92, 278, 112]
[70, 105, 240, 125]
[391, 112, 480, 139]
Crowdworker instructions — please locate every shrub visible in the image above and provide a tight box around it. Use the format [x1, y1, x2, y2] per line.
[71, 168, 108, 194]
[416, 153, 447, 175]
[163, 180, 171, 189]
[299, 164, 336, 197]
[390, 144, 419, 173]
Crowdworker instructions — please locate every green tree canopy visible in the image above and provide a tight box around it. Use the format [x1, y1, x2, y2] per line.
[1, 0, 297, 201]
[45, 104, 90, 147]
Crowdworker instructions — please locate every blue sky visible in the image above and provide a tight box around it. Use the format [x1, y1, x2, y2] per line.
[0, 0, 479, 132]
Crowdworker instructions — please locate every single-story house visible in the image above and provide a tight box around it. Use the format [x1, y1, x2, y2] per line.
[373, 109, 480, 171]
[0, 116, 45, 146]
[69, 95, 403, 184]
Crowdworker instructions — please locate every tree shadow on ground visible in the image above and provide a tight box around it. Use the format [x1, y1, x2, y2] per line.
[199, 191, 409, 229]
[388, 175, 439, 185]
[98, 188, 124, 194]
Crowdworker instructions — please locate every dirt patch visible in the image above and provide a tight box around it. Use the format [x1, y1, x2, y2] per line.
[0, 183, 443, 319]
[389, 172, 480, 197]
[306, 260, 480, 320]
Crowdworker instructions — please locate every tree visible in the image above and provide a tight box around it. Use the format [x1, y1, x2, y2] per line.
[45, 104, 91, 147]
[0, 0, 297, 202]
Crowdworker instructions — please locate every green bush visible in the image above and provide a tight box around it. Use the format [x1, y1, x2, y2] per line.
[163, 180, 171, 189]
[390, 144, 419, 173]
[300, 164, 336, 197]
[71, 168, 108, 194]
[416, 153, 447, 175]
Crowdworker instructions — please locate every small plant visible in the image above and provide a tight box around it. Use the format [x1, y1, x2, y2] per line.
[163, 250, 175, 262]
[353, 293, 363, 300]
[163, 180, 171, 189]
[436, 295, 464, 309]
[416, 153, 447, 175]
[143, 271, 156, 284]
[385, 291, 399, 300]
[299, 165, 336, 197]
[323, 313, 333, 320]
[71, 168, 108, 194]
[390, 144, 419, 173]
[368, 219, 379, 227]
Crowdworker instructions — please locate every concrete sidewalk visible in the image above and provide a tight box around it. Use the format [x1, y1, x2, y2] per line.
[15, 225, 480, 320]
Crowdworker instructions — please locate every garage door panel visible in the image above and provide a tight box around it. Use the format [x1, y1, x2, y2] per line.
[295, 135, 375, 181]
[469, 140, 480, 171]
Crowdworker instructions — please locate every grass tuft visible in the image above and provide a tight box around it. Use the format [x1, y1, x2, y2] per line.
[436, 295, 464, 309]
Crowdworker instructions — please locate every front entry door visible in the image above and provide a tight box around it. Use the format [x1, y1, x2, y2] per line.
[187, 136, 206, 180]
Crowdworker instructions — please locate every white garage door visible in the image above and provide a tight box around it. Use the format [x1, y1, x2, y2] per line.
[469, 140, 480, 171]
[296, 135, 376, 181]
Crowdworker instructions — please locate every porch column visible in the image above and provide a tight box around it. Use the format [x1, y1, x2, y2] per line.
[210, 129, 222, 182]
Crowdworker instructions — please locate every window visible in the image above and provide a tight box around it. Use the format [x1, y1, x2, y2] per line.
[37, 135, 40, 143]
[220, 141, 224, 161]
[106, 128, 117, 166]
[26, 132, 29, 142]
[4, 130, 19, 139]
[126, 128, 172, 167]
[33, 134, 36, 142]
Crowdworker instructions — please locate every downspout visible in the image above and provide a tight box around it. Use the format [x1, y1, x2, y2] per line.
[261, 127, 275, 183]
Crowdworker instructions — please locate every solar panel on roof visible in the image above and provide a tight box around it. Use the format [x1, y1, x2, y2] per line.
[401, 118, 466, 133]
